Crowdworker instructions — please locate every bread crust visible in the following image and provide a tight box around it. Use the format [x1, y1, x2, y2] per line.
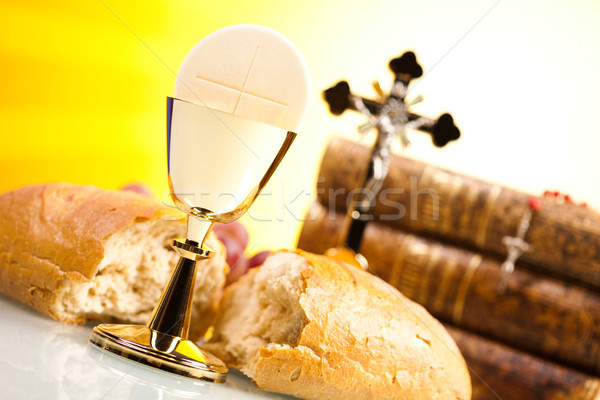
[0, 183, 184, 322]
[210, 250, 472, 399]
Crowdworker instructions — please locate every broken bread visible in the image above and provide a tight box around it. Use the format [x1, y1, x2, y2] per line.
[0, 183, 228, 340]
[206, 250, 471, 400]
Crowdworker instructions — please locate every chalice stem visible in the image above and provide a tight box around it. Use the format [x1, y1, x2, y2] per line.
[147, 254, 197, 340]
[147, 217, 214, 340]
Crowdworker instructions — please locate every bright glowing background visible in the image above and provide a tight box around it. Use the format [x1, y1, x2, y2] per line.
[2, 1, 600, 252]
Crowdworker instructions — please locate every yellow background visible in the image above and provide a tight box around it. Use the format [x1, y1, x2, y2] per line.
[2, 1, 600, 252]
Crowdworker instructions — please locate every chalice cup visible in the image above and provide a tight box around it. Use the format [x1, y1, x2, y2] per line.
[90, 97, 297, 382]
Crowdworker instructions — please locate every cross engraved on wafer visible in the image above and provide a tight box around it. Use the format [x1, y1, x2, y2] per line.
[195, 45, 289, 111]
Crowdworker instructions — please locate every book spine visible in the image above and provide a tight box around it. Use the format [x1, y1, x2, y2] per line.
[445, 326, 600, 400]
[298, 202, 600, 375]
[316, 136, 600, 289]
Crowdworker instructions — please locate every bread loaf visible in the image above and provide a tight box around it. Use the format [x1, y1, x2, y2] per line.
[206, 250, 471, 399]
[0, 183, 228, 340]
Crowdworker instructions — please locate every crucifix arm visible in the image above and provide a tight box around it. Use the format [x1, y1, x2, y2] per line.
[323, 80, 384, 116]
[359, 97, 385, 115]
[351, 96, 382, 122]
[411, 113, 460, 147]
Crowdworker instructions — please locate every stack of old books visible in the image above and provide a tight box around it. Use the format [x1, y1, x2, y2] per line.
[298, 136, 600, 399]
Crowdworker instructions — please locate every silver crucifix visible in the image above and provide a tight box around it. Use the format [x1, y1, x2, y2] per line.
[322, 51, 460, 267]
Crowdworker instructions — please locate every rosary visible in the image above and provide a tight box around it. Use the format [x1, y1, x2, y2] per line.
[499, 191, 588, 291]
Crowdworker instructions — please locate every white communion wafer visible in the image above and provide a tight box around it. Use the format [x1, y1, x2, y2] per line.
[174, 24, 310, 131]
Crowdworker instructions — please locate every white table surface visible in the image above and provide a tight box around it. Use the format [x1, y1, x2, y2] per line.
[0, 297, 298, 400]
